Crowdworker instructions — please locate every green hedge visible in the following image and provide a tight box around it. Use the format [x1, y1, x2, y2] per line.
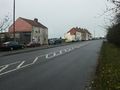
[107, 23, 120, 47]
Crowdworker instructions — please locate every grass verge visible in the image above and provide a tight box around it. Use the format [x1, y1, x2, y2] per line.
[91, 42, 120, 90]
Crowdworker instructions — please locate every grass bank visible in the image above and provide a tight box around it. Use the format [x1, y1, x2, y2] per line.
[91, 42, 120, 90]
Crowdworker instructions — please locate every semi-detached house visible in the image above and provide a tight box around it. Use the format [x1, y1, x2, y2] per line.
[9, 17, 48, 45]
[64, 27, 92, 42]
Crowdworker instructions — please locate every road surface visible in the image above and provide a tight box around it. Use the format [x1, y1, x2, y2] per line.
[0, 40, 103, 90]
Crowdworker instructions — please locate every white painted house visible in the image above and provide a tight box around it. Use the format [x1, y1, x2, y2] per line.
[64, 27, 92, 42]
[9, 17, 48, 45]
[64, 28, 82, 42]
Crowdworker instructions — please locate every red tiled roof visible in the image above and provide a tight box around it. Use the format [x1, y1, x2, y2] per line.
[67, 28, 77, 35]
[9, 17, 48, 33]
[20, 17, 48, 29]
[67, 27, 91, 35]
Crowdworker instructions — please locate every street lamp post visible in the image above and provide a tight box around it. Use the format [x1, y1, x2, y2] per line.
[13, 0, 15, 41]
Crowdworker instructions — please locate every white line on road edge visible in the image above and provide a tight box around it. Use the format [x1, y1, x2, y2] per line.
[0, 65, 9, 72]
[17, 61, 25, 69]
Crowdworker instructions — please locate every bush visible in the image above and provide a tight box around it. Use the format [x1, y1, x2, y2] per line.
[107, 23, 120, 46]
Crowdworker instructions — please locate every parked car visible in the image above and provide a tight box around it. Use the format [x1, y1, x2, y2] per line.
[0, 41, 25, 51]
[26, 42, 40, 47]
[48, 39, 55, 45]
[48, 38, 62, 45]
[54, 38, 62, 44]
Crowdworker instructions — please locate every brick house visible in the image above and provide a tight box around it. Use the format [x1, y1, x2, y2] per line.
[9, 17, 48, 45]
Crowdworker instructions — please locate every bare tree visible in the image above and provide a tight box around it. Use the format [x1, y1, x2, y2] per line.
[107, 0, 120, 12]
[0, 15, 11, 44]
[106, 0, 120, 46]
[0, 15, 11, 32]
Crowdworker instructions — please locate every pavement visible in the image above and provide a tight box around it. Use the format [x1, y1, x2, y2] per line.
[0, 40, 103, 90]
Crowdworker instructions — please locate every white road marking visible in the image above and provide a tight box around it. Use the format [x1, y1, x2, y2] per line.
[0, 68, 19, 76]
[59, 50, 62, 54]
[0, 65, 9, 72]
[64, 49, 67, 52]
[0, 43, 90, 76]
[32, 57, 38, 64]
[0, 61, 21, 68]
[46, 52, 56, 59]
[65, 48, 71, 52]
[45, 53, 49, 59]
[69, 48, 71, 51]
[38, 55, 45, 58]
[20, 63, 33, 68]
[71, 47, 74, 50]
[53, 52, 56, 56]
[0, 63, 34, 76]
[17, 61, 25, 69]
[0, 61, 35, 76]
[55, 51, 61, 56]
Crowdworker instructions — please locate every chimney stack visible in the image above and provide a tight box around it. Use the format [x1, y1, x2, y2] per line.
[34, 18, 38, 22]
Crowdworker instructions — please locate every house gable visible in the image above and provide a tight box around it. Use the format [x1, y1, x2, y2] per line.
[67, 28, 77, 35]
[9, 17, 32, 33]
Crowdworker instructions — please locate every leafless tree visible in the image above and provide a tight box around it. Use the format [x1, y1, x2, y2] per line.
[0, 15, 11, 33]
[107, 0, 120, 12]
[0, 15, 11, 44]
[106, 0, 120, 46]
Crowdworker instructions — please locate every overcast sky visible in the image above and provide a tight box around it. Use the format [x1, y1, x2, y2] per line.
[0, 0, 113, 38]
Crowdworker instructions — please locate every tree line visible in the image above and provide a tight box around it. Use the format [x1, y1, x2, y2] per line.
[107, 0, 120, 46]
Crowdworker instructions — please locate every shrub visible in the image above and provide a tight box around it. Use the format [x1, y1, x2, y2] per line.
[107, 23, 120, 46]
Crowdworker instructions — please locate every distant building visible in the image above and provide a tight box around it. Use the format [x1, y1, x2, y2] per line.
[64, 28, 81, 42]
[9, 17, 48, 45]
[64, 27, 92, 42]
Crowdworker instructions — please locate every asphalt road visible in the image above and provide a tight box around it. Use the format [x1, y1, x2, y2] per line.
[0, 40, 103, 90]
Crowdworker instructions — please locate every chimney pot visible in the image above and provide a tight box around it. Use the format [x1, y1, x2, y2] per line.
[34, 18, 38, 22]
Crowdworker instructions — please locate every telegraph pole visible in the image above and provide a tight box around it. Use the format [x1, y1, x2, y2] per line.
[94, 30, 95, 38]
[13, 0, 15, 41]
